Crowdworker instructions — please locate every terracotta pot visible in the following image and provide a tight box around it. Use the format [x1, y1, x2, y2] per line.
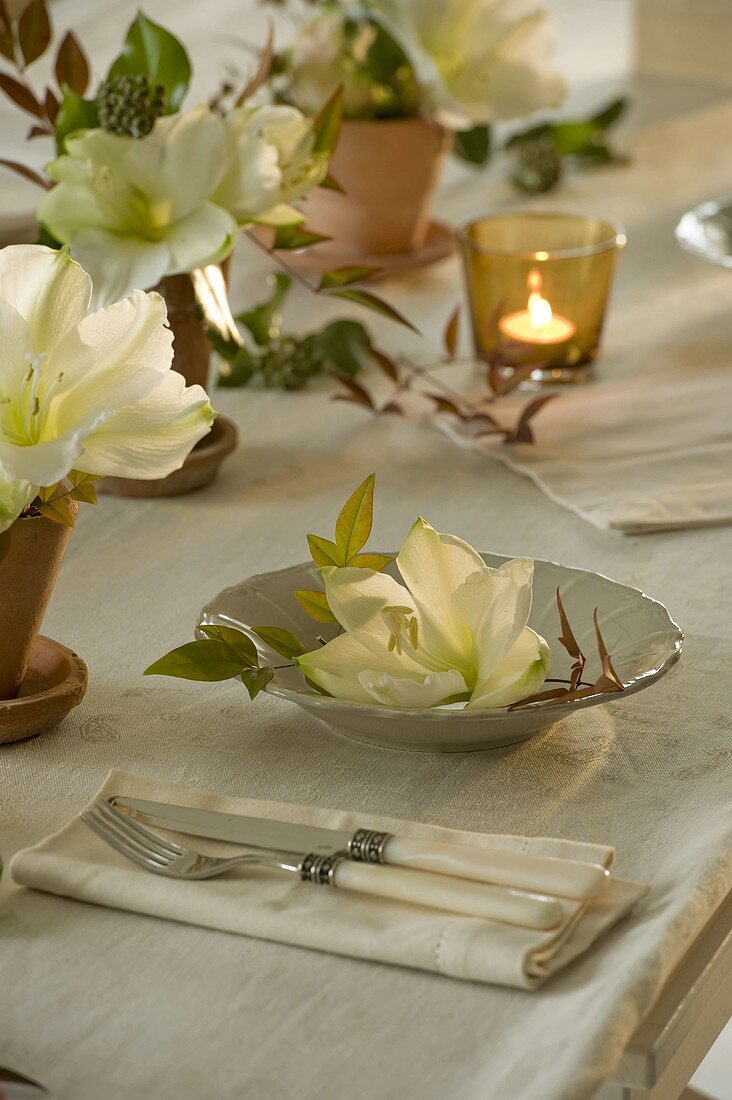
[0, 505, 77, 701]
[304, 117, 452, 255]
[158, 272, 211, 389]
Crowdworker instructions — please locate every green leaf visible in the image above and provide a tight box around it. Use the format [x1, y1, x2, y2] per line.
[68, 481, 97, 506]
[348, 552, 393, 570]
[312, 84, 344, 155]
[591, 96, 628, 130]
[18, 0, 50, 67]
[236, 273, 291, 346]
[550, 120, 597, 156]
[454, 125, 491, 165]
[319, 266, 379, 290]
[54, 86, 98, 152]
[271, 224, 331, 250]
[335, 473, 375, 564]
[295, 589, 337, 623]
[144, 639, 248, 681]
[505, 122, 551, 150]
[306, 319, 372, 377]
[241, 665, 274, 700]
[252, 626, 306, 660]
[307, 533, 343, 568]
[320, 172, 344, 193]
[198, 623, 258, 665]
[107, 12, 191, 111]
[324, 288, 419, 333]
[36, 494, 76, 527]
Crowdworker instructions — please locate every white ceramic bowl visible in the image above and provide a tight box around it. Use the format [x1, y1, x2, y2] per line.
[198, 556, 682, 753]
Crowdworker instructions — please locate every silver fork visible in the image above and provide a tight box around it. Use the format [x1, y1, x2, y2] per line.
[79, 801, 564, 929]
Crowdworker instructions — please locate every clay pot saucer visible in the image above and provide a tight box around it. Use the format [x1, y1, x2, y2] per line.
[98, 414, 238, 499]
[274, 221, 454, 280]
[0, 636, 87, 745]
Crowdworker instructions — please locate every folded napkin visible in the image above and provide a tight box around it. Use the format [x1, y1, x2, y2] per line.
[11, 770, 647, 991]
[438, 368, 732, 534]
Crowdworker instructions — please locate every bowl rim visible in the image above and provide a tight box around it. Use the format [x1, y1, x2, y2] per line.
[198, 553, 684, 723]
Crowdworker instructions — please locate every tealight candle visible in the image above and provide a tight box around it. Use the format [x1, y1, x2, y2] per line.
[458, 212, 625, 384]
[498, 270, 577, 346]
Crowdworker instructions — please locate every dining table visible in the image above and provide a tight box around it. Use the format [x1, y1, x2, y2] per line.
[1, 2, 732, 1099]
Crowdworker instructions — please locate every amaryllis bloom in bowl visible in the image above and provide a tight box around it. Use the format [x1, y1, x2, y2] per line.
[198, 532, 682, 753]
[297, 520, 551, 709]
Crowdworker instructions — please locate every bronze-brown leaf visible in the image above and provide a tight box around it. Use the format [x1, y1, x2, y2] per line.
[54, 30, 90, 96]
[18, 0, 50, 67]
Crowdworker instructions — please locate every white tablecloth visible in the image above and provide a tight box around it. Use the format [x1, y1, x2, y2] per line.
[2, 3, 732, 1100]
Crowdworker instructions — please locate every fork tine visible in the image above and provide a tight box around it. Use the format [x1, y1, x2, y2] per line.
[81, 810, 165, 872]
[86, 804, 170, 867]
[98, 801, 183, 857]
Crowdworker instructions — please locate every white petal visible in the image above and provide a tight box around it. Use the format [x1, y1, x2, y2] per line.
[50, 289, 174, 433]
[0, 468, 34, 535]
[0, 245, 91, 351]
[41, 130, 138, 239]
[74, 371, 214, 480]
[297, 632, 467, 708]
[359, 667, 467, 708]
[0, 299, 33, 396]
[451, 557, 535, 682]
[321, 566, 426, 668]
[124, 106, 226, 222]
[69, 229, 169, 307]
[164, 203, 238, 274]
[467, 627, 550, 709]
[0, 423, 94, 488]
[396, 518, 484, 668]
[297, 631, 409, 704]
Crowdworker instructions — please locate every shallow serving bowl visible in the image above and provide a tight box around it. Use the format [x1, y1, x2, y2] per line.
[198, 556, 682, 753]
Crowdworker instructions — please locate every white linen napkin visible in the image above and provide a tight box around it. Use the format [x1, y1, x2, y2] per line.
[438, 368, 732, 534]
[11, 770, 647, 991]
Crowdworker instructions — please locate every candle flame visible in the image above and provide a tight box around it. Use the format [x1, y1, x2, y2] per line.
[527, 268, 552, 330]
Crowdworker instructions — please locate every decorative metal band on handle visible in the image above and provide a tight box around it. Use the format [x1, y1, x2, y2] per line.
[348, 829, 392, 864]
[300, 853, 344, 886]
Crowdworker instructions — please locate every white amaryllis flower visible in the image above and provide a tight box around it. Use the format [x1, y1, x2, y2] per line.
[213, 104, 328, 226]
[297, 519, 550, 709]
[282, 8, 394, 119]
[38, 105, 237, 307]
[38, 101, 326, 306]
[368, 0, 566, 129]
[0, 245, 214, 533]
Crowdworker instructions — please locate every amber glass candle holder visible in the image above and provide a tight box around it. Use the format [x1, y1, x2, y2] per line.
[458, 212, 625, 385]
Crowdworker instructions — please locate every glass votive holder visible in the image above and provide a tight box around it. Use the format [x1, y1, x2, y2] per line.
[458, 211, 625, 385]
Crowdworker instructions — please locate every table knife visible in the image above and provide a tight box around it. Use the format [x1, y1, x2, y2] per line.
[110, 795, 608, 900]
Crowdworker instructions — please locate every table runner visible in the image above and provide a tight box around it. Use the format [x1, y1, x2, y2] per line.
[438, 367, 732, 533]
[2, 4, 732, 1100]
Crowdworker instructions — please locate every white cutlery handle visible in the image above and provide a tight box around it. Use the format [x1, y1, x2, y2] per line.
[381, 837, 608, 900]
[332, 860, 563, 930]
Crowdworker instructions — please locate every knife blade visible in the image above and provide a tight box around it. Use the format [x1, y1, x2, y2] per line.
[110, 795, 608, 900]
